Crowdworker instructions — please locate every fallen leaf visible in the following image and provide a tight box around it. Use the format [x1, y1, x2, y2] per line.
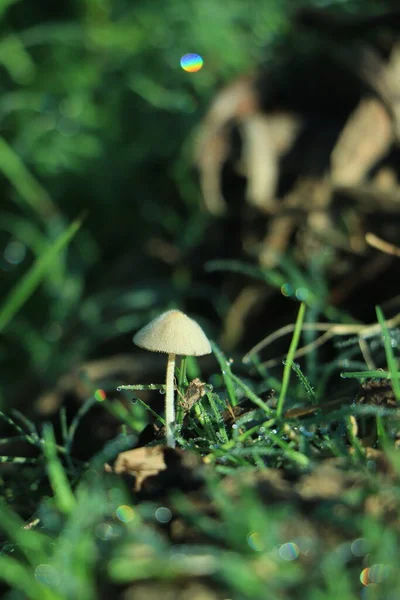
[178, 378, 208, 413]
[105, 446, 167, 492]
[106, 446, 205, 495]
[331, 97, 393, 186]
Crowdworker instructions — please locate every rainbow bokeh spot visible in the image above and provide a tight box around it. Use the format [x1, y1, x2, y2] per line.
[94, 388, 106, 402]
[115, 505, 136, 523]
[180, 53, 203, 72]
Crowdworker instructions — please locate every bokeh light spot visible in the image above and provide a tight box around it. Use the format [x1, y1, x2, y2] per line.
[155, 506, 172, 523]
[295, 287, 309, 301]
[95, 523, 114, 541]
[95, 389, 106, 402]
[115, 505, 135, 523]
[180, 53, 203, 72]
[35, 564, 61, 587]
[361, 583, 379, 599]
[4, 240, 26, 265]
[247, 531, 264, 551]
[351, 537, 369, 557]
[279, 542, 300, 561]
[281, 283, 293, 297]
[369, 564, 390, 583]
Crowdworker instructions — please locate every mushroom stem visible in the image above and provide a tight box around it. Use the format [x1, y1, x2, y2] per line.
[165, 353, 176, 448]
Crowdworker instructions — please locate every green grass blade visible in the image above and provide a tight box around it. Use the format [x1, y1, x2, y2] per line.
[376, 306, 400, 401]
[276, 302, 306, 418]
[0, 555, 60, 600]
[340, 370, 398, 379]
[0, 215, 83, 333]
[230, 373, 273, 416]
[207, 392, 229, 443]
[211, 340, 238, 406]
[42, 424, 76, 514]
[290, 361, 316, 403]
[0, 498, 49, 563]
[0, 136, 56, 219]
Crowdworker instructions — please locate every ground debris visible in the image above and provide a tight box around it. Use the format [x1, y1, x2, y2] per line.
[356, 377, 396, 408]
[105, 446, 204, 495]
[178, 378, 208, 413]
[105, 446, 167, 492]
[122, 581, 224, 600]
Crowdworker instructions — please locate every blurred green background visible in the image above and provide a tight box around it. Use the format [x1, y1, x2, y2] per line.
[0, 0, 390, 406]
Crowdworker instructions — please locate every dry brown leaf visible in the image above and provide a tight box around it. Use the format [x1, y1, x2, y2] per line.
[105, 446, 167, 492]
[195, 74, 258, 215]
[356, 377, 397, 409]
[34, 353, 162, 416]
[295, 459, 363, 501]
[365, 232, 400, 257]
[178, 378, 207, 413]
[385, 41, 400, 139]
[239, 112, 302, 213]
[331, 97, 393, 186]
[122, 582, 223, 600]
[106, 446, 205, 495]
[239, 114, 278, 212]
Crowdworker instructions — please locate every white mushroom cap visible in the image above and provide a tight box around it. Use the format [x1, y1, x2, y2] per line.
[133, 310, 212, 356]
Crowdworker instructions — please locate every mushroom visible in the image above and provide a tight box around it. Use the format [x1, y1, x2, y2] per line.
[133, 310, 211, 447]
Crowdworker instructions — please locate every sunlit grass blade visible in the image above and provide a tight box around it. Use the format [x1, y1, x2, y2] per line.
[211, 340, 238, 406]
[0, 136, 56, 219]
[376, 305, 400, 402]
[0, 408, 36, 442]
[229, 372, 273, 416]
[0, 497, 49, 563]
[194, 401, 219, 444]
[42, 424, 76, 514]
[276, 302, 306, 418]
[289, 360, 316, 404]
[346, 416, 364, 460]
[117, 384, 164, 391]
[0, 215, 84, 333]
[340, 370, 397, 379]
[205, 258, 285, 288]
[134, 397, 165, 425]
[0, 555, 60, 600]
[0, 455, 38, 464]
[207, 392, 229, 443]
[97, 397, 143, 430]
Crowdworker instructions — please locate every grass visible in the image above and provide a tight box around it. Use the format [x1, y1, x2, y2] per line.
[1, 1, 400, 598]
[0, 281, 399, 599]
[2, 240, 399, 599]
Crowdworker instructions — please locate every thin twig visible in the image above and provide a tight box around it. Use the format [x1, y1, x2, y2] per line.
[243, 313, 400, 368]
[365, 232, 400, 257]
